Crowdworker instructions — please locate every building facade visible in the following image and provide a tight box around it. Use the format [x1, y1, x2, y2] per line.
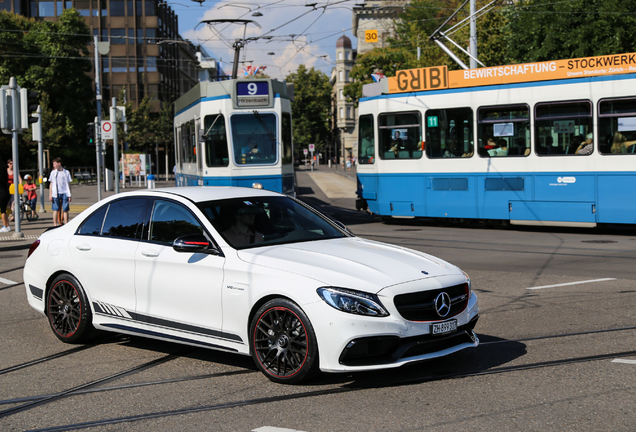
[331, 34, 357, 163]
[352, 1, 405, 56]
[11, 0, 200, 111]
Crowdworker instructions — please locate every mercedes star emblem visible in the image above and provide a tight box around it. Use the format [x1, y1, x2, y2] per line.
[434, 292, 451, 318]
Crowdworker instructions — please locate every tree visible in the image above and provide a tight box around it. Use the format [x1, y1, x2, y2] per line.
[504, 0, 636, 63]
[285, 65, 331, 153]
[344, 0, 508, 103]
[0, 10, 94, 168]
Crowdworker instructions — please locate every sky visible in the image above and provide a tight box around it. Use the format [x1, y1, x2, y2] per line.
[164, 0, 360, 80]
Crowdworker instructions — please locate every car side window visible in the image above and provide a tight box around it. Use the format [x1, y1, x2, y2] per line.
[77, 206, 108, 236]
[101, 198, 149, 239]
[149, 199, 204, 245]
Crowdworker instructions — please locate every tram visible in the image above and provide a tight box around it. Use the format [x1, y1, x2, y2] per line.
[356, 52, 636, 227]
[173, 78, 295, 195]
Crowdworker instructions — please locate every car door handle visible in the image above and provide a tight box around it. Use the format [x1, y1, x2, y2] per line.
[141, 250, 159, 257]
[75, 244, 91, 251]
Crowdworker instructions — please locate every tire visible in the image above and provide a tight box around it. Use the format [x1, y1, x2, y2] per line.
[250, 299, 319, 384]
[46, 274, 95, 344]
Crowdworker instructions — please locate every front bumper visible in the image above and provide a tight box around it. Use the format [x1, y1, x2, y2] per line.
[306, 289, 479, 373]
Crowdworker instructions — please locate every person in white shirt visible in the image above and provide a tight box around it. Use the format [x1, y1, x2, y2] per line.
[48, 157, 72, 226]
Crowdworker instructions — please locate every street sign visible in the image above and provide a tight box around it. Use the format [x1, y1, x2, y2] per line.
[101, 120, 113, 139]
[303, 149, 308, 155]
[309, 144, 315, 152]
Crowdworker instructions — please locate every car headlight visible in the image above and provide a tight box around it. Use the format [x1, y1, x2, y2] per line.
[317, 287, 389, 317]
[462, 270, 472, 293]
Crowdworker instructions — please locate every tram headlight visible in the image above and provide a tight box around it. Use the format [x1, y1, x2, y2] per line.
[252, 182, 263, 189]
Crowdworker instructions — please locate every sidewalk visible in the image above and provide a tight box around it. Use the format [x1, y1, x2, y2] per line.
[0, 179, 175, 251]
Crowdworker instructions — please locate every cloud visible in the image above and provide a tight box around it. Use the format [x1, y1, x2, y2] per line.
[174, 0, 356, 79]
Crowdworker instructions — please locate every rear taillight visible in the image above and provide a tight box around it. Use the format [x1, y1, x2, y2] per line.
[27, 240, 40, 258]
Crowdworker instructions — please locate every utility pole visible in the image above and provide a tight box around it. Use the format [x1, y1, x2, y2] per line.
[9, 77, 22, 237]
[110, 98, 120, 194]
[33, 106, 45, 213]
[470, 0, 477, 69]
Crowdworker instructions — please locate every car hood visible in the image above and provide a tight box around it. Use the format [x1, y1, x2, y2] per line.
[238, 237, 462, 293]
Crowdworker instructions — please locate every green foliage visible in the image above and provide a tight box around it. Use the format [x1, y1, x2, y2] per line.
[344, 0, 507, 103]
[0, 10, 94, 168]
[121, 94, 173, 155]
[504, 0, 636, 63]
[285, 65, 331, 152]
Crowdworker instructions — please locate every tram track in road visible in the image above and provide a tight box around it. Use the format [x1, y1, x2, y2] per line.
[21, 347, 636, 432]
[1, 325, 633, 430]
[0, 347, 194, 419]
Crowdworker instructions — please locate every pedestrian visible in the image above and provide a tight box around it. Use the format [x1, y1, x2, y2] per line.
[23, 174, 38, 220]
[0, 156, 10, 232]
[49, 157, 72, 226]
[7, 158, 22, 222]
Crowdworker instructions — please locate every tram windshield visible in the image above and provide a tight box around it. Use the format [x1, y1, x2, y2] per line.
[231, 113, 278, 165]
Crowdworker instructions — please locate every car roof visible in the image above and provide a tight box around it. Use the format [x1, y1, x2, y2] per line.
[121, 186, 283, 203]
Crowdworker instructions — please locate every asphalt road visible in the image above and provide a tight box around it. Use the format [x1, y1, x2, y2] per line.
[0, 168, 634, 431]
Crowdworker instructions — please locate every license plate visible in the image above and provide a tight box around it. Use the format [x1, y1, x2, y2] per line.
[431, 319, 457, 335]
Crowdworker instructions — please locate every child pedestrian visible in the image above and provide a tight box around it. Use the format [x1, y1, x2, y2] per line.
[23, 174, 38, 220]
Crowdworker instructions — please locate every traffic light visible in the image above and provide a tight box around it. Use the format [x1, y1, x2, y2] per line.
[19, 88, 39, 129]
[87, 123, 95, 145]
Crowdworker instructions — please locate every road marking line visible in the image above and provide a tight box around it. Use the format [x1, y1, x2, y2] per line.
[611, 359, 636, 365]
[0, 276, 18, 285]
[526, 278, 617, 290]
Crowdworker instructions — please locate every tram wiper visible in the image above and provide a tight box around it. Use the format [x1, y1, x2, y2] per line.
[202, 114, 221, 138]
[252, 110, 276, 144]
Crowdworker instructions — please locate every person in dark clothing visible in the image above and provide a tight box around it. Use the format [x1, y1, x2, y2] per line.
[0, 156, 10, 232]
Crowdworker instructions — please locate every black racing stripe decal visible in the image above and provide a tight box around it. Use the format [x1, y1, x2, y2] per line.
[92, 301, 243, 343]
[29, 285, 43, 301]
[102, 324, 239, 352]
[128, 311, 244, 343]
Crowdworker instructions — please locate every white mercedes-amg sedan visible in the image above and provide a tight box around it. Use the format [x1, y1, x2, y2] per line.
[24, 187, 479, 384]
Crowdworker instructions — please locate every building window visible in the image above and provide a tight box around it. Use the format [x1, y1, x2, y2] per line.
[346, 107, 351, 118]
[110, 0, 125, 16]
[146, 57, 157, 72]
[76, 0, 90, 16]
[32, 1, 55, 17]
[144, 0, 154, 15]
[102, 57, 109, 73]
[339, 70, 343, 82]
[345, 70, 349, 82]
[128, 28, 134, 44]
[145, 28, 156, 44]
[127, 0, 133, 15]
[110, 29, 126, 44]
[339, 89, 343, 100]
[340, 107, 344, 119]
[345, 51, 349, 60]
[338, 52, 343, 60]
[111, 57, 127, 73]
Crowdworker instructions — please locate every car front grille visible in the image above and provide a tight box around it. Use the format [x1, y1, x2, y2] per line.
[393, 282, 469, 321]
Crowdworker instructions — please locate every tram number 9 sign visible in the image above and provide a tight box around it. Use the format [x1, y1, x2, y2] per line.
[236, 81, 269, 107]
[365, 30, 378, 43]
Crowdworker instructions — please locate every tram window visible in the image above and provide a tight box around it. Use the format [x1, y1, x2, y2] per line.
[230, 113, 278, 165]
[379, 112, 422, 159]
[358, 115, 375, 164]
[179, 120, 195, 164]
[598, 98, 636, 154]
[203, 114, 229, 167]
[477, 105, 529, 157]
[282, 113, 293, 165]
[425, 108, 473, 159]
[534, 101, 592, 156]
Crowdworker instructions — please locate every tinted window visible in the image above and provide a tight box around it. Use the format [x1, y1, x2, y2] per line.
[77, 206, 108, 235]
[477, 105, 529, 157]
[534, 101, 593, 156]
[358, 114, 375, 164]
[198, 196, 347, 249]
[425, 107, 473, 158]
[379, 112, 422, 159]
[598, 97, 636, 154]
[102, 198, 148, 239]
[204, 114, 229, 167]
[149, 200, 203, 245]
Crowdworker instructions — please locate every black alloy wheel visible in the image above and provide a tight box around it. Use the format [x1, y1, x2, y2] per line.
[47, 274, 94, 344]
[250, 299, 318, 384]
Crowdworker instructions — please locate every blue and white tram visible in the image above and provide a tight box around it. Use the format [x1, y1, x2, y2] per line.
[356, 52, 636, 227]
[174, 78, 295, 195]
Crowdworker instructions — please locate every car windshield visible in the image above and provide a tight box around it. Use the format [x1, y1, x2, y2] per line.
[197, 196, 348, 249]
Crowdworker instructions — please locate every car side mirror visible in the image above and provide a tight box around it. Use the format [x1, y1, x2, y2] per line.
[173, 234, 220, 255]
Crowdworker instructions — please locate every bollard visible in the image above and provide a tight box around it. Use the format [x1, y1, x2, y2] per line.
[147, 174, 156, 189]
